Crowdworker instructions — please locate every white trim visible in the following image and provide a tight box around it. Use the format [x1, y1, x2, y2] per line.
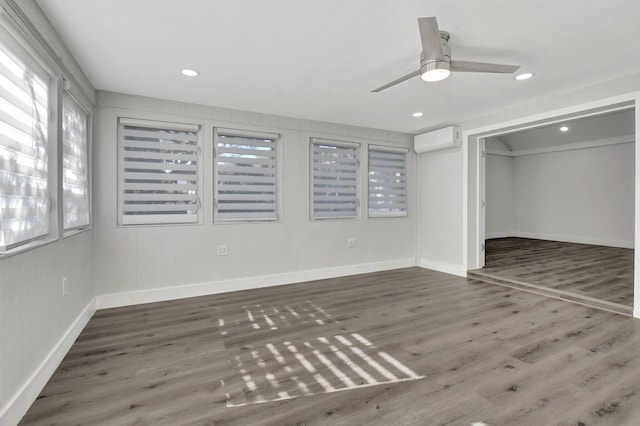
[0, 299, 96, 426]
[468, 95, 638, 137]
[485, 230, 516, 239]
[96, 258, 416, 309]
[464, 91, 640, 277]
[216, 127, 278, 140]
[311, 137, 360, 149]
[368, 144, 409, 154]
[486, 135, 634, 157]
[118, 116, 199, 131]
[418, 258, 467, 277]
[484, 231, 633, 249]
[635, 101, 640, 318]
[461, 134, 469, 272]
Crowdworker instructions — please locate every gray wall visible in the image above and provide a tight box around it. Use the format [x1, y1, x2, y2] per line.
[417, 148, 464, 275]
[93, 92, 416, 303]
[0, 1, 96, 423]
[0, 233, 94, 421]
[486, 142, 634, 247]
[486, 154, 514, 238]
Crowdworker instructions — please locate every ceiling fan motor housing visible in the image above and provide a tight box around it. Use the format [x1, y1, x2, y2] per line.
[420, 30, 451, 73]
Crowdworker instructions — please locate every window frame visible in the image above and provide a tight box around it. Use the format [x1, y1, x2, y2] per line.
[117, 117, 203, 226]
[0, 24, 58, 256]
[213, 127, 281, 223]
[309, 138, 361, 220]
[61, 89, 92, 235]
[367, 144, 409, 218]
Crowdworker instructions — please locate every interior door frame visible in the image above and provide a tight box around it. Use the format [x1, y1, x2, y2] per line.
[462, 93, 639, 317]
[479, 138, 486, 269]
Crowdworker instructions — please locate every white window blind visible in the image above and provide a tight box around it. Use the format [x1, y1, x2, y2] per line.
[368, 146, 408, 217]
[215, 129, 278, 221]
[62, 93, 90, 231]
[311, 139, 359, 219]
[119, 118, 200, 225]
[0, 41, 50, 251]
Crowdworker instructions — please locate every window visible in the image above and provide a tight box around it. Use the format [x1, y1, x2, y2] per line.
[0, 38, 51, 251]
[214, 128, 278, 221]
[311, 138, 359, 219]
[368, 145, 408, 217]
[118, 118, 200, 225]
[62, 93, 90, 231]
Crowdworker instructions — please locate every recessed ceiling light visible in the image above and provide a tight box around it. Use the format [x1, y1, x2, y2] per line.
[559, 126, 569, 132]
[181, 69, 199, 77]
[412, 112, 424, 118]
[515, 72, 534, 81]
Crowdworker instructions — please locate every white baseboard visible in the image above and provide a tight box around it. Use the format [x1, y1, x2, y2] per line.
[485, 230, 516, 239]
[96, 258, 416, 309]
[418, 258, 467, 277]
[634, 309, 640, 320]
[485, 231, 634, 249]
[0, 299, 96, 426]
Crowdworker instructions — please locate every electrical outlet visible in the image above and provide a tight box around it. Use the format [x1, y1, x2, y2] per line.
[217, 244, 228, 256]
[347, 237, 356, 248]
[61, 277, 69, 296]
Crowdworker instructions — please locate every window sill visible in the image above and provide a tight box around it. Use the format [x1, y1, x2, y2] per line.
[63, 226, 92, 239]
[368, 213, 409, 219]
[0, 237, 59, 261]
[214, 219, 281, 225]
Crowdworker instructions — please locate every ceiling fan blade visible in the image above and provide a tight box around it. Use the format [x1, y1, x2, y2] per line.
[450, 60, 520, 74]
[371, 69, 421, 93]
[418, 17, 444, 61]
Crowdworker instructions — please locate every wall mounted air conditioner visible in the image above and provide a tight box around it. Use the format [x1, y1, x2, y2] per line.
[414, 126, 462, 153]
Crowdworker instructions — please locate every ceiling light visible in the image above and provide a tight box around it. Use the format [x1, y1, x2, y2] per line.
[420, 61, 451, 82]
[559, 126, 569, 132]
[181, 69, 199, 77]
[412, 112, 424, 118]
[515, 72, 534, 81]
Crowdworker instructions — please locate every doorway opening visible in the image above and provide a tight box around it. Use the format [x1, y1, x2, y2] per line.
[467, 102, 635, 315]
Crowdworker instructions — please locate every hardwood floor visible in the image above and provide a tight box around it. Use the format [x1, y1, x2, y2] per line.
[469, 238, 634, 314]
[21, 267, 640, 425]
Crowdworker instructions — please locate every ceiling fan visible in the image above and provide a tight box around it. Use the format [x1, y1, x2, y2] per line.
[372, 17, 520, 92]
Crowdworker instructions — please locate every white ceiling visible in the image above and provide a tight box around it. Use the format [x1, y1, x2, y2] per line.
[492, 108, 635, 151]
[36, 0, 640, 134]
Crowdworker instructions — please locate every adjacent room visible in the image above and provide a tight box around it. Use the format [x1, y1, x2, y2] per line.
[2, 1, 640, 425]
[471, 108, 635, 315]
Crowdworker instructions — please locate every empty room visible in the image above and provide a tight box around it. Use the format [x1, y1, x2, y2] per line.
[472, 108, 635, 315]
[1, 1, 640, 425]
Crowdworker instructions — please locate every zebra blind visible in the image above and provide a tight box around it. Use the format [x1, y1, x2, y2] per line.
[215, 129, 278, 221]
[368, 145, 408, 217]
[0, 41, 50, 251]
[119, 118, 200, 225]
[62, 93, 90, 230]
[311, 139, 359, 219]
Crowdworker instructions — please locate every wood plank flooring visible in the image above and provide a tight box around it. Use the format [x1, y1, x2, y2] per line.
[469, 238, 634, 313]
[21, 267, 640, 425]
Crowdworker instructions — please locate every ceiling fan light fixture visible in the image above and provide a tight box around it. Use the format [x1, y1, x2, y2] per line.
[420, 61, 451, 82]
